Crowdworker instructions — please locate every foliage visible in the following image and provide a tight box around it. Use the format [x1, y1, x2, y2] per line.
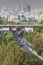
[40, 20, 43, 24]
[23, 27, 43, 56]
[0, 31, 43, 65]
[0, 17, 4, 24]
[6, 31, 14, 42]
[32, 33, 43, 55]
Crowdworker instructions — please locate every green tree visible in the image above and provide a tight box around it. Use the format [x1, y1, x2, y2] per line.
[6, 32, 14, 42]
[0, 17, 4, 24]
[32, 33, 43, 55]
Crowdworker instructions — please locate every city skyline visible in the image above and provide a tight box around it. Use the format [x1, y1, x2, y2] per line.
[0, 0, 43, 10]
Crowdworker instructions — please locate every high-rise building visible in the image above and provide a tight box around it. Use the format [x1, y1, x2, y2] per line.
[16, 0, 22, 12]
[18, 5, 21, 12]
[27, 5, 31, 12]
[23, 8, 26, 12]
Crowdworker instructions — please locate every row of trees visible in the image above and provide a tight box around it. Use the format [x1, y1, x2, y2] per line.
[0, 16, 43, 25]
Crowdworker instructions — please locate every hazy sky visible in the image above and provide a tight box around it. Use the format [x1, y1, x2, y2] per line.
[0, 0, 43, 10]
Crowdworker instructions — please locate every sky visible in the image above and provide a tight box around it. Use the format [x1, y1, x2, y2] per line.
[0, 0, 43, 10]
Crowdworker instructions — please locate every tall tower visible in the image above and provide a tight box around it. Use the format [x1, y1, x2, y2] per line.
[17, 0, 21, 12]
[18, 4, 21, 12]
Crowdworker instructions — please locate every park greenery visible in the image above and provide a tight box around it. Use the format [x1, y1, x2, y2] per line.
[23, 26, 43, 56]
[0, 26, 43, 65]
